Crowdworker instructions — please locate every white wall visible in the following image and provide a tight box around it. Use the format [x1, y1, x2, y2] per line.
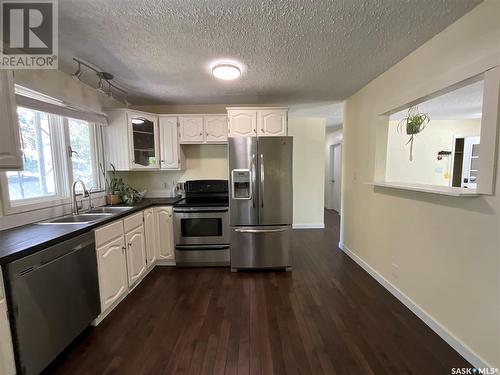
[343, 0, 499, 368]
[386, 119, 481, 186]
[325, 128, 343, 208]
[288, 117, 326, 227]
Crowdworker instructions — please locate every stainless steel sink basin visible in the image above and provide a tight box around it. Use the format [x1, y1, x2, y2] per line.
[87, 206, 134, 214]
[37, 213, 113, 225]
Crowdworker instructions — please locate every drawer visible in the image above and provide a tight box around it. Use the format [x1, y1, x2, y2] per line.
[124, 212, 144, 233]
[95, 220, 124, 247]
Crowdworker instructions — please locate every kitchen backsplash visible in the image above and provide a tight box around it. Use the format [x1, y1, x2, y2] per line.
[116, 144, 229, 197]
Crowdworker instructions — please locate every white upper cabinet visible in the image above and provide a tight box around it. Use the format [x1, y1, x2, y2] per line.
[159, 116, 184, 169]
[105, 109, 160, 171]
[179, 116, 204, 143]
[258, 109, 287, 136]
[227, 109, 257, 137]
[0, 70, 22, 170]
[204, 115, 228, 143]
[128, 112, 160, 169]
[227, 108, 288, 137]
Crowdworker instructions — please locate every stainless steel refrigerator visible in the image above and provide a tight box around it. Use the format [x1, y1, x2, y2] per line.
[229, 136, 293, 270]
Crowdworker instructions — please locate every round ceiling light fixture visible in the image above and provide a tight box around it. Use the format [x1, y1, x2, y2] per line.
[212, 63, 241, 80]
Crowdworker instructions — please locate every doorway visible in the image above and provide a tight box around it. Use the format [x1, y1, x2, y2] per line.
[451, 135, 480, 188]
[329, 143, 342, 214]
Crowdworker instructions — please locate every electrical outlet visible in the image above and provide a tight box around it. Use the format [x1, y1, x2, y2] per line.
[391, 263, 399, 279]
[163, 182, 169, 189]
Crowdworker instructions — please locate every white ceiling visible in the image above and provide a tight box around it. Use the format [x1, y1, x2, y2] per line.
[57, 0, 481, 105]
[390, 80, 484, 121]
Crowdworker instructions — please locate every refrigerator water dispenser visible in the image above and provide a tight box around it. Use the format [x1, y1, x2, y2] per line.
[232, 169, 251, 199]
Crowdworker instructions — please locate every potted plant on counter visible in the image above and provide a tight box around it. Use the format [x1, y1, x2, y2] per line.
[100, 163, 146, 205]
[100, 163, 123, 205]
[397, 106, 430, 161]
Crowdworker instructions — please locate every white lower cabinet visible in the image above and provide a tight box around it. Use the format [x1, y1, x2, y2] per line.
[94, 207, 175, 324]
[0, 270, 16, 375]
[155, 206, 175, 263]
[144, 208, 157, 267]
[125, 225, 147, 287]
[96, 235, 128, 312]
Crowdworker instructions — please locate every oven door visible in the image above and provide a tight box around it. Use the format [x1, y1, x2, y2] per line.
[173, 207, 229, 245]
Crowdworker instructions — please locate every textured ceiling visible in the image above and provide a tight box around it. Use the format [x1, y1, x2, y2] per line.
[57, 0, 481, 105]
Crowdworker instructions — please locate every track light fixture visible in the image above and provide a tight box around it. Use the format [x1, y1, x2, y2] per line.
[71, 57, 129, 103]
[71, 61, 82, 80]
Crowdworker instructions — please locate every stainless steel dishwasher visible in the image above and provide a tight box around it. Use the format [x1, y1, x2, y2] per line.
[5, 231, 100, 375]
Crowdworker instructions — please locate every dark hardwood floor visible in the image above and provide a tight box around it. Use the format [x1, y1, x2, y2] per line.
[47, 210, 470, 374]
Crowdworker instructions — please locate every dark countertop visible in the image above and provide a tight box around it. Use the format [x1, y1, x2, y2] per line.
[0, 197, 183, 265]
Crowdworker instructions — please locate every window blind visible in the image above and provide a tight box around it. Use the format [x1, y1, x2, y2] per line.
[15, 87, 108, 125]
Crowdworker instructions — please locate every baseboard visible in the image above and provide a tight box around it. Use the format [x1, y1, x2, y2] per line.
[338, 242, 492, 370]
[292, 223, 325, 229]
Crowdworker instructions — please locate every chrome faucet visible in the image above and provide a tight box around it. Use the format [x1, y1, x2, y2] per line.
[72, 180, 89, 215]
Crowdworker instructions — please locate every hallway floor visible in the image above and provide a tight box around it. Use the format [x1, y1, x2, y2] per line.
[47, 210, 470, 374]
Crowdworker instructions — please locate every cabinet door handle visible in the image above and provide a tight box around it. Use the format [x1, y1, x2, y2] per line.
[122, 246, 126, 253]
[128, 243, 132, 247]
[199, 132, 202, 136]
[261, 128, 264, 132]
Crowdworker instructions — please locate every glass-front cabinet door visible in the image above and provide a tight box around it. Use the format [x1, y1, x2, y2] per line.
[127, 113, 159, 169]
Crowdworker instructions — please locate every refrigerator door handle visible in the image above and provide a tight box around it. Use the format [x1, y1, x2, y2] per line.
[251, 153, 256, 208]
[260, 153, 264, 209]
[234, 227, 289, 233]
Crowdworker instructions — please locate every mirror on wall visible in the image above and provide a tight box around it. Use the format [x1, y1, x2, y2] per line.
[385, 79, 483, 189]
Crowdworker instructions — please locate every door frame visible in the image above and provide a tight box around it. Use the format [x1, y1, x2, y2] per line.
[328, 142, 342, 213]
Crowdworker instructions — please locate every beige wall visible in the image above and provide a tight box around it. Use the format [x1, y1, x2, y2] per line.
[343, 0, 499, 368]
[386, 119, 481, 186]
[325, 128, 343, 208]
[289, 117, 326, 226]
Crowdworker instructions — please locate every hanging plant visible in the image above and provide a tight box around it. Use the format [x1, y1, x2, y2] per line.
[397, 106, 430, 161]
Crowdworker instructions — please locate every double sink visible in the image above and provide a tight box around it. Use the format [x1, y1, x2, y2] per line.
[37, 206, 134, 225]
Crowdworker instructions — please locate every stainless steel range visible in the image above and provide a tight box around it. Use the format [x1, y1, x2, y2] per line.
[173, 180, 230, 266]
